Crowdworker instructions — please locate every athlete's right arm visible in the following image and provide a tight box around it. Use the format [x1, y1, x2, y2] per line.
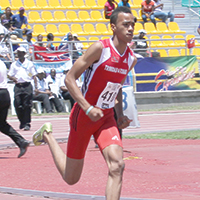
[65, 41, 104, 122]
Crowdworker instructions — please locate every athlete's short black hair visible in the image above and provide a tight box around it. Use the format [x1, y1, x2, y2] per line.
[110, 6, 132, 25]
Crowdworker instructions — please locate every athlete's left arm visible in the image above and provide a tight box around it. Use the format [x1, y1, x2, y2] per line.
[115, 55, 137, 129]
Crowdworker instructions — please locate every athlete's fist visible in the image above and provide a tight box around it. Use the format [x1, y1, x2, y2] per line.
[87, 107, 104, 122]
[117, 115, 132, 129]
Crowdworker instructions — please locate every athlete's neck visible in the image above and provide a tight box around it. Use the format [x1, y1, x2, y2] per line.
[112, 38, 127, 55]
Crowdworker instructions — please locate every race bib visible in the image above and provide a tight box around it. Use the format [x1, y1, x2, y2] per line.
[96, 82, 122, 109]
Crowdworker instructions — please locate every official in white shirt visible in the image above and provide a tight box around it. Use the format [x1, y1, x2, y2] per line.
[8, 47, 37, 131]
[0, 60, 30, 157]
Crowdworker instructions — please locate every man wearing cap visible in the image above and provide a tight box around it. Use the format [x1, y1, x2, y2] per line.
[131, 29, 149, 57]
[21, 30, 35, 58]
[32, 69, 53, 113]
[8, 46, 37, 131]
[11, 7, 29, 38]
[73, 34, 83, 57]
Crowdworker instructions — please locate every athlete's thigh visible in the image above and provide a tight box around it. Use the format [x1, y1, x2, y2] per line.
[94, 112, 123, 152]
[67, 103, 99, 159]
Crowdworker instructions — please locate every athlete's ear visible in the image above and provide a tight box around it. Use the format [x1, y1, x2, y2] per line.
[110, 23, 116, 32]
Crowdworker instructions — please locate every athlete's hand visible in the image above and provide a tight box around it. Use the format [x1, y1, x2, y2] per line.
[87, 107, 104, 122]
[117, 115, 132, 129]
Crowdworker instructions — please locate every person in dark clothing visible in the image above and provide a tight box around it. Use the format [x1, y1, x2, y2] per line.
[0, 59, 29, 158]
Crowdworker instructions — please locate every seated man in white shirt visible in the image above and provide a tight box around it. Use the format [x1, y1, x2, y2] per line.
[46, 68, 64, 112]
[60, 69, 82, 109]
[32, 68, 53, 113]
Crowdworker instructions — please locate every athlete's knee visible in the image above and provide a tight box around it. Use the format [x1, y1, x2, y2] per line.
[109, 159, 125, 177]
[63, 173, 81, 185]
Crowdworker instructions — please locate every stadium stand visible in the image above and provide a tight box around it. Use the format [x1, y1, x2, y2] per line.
[83, 24, 99, 36]
[46, 24, 60, 36]
[174, 35, 186, 47]
[88, 36, 99, 45]
[149, 35, 164, 48]
[41, 11, 57, 22]
[156, 22, 174, 34]
[36, 0, 53, 10]
[168, 49, 180, 56]
[1, 0, 11, 10]
[73, 0, 88, 9]
[54, 11, 71, 23]
[48, 0, 63, 10]
[156, 49, 168, 57]
[144, 22, 162, 34]
[186, 34, 200, 46]
[71, 24, 87, 36]
[10, 0, 23, 10]
[66, 11, 84, 22]
[33, 24, 47, 37]
[96, 23, 112, 35]
[168, 22, 186, 34]
[133, 23, 144, 35]
[96, 0, 105, 9]
[28, 11, 46, 23]
[162, 35, 176, 47]
[78, 11, 96, 23]
[24, 0, 39, 10]
[90, 10, 107, 22]
[60, 0, 77, 9]
[85, 0, 102, 9]
[58, 24, 70, 36]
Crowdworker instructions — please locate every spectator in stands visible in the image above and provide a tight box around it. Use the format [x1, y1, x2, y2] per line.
[11, 7, 29, 39]
[46, 33, 55, 50]
[35, 34, 44, 47]
[153, 0, 174, 23]
[0, 33, 12, 68]
[141, 0, 156, 25]
[118, 0, 131, 8]
[60, 69, 82, 109]
[130, 29, 149, 57]
[1, 7, 15, 32]
[73, 33, 83, 57]
[104, 0, 118, 19]
[10, 33, 21, 52]
[32, 68, 53, 113]
[21, 30, 35, 58]
[46, 68, 64, 112]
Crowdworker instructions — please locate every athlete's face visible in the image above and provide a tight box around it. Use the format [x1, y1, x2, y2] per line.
[112, 12, 135, 43]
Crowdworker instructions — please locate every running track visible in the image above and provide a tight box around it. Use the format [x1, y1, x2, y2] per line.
[0, 110, 200, 200]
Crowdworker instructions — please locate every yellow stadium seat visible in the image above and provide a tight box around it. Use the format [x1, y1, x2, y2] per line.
[186, 34, 200, 47]
[1, 0, 11, 10]
[73, 0, 87, 9]
[174, 35, 186, 47]
[180, 48, 190, 56]
[156, 22, 174, 34]
[96, 23, 112, 35]
[11, 0, 23, 10]
[144, 22, 161, 34]
[78, 37, 89, 49]
[101, 36, 110, 40]
[162, 35, 176, 47]
[58, 24, 70, 36]
[71, 24, 87, 36]
[168, 22, 186, 34]
[131, 10, 139, 19]
[85, 0, 101, 9]
[78, 11, 96, 22]
[46, 24, 60, 36]
[60, 0, 76, 9]
[132, 0, 143, 8]
[54, 11, 70, 23]
[149, 35, 164, 48]
[83, 24, 99, 36]
[88, 37, 99, 45]
[24, 0, 39, 10]
[41, 11, 58, 23]
[90, 10, 107, 22]
[66, 11, 84, 22]
[33, 24, 46, 37]
[168, 49, 180, 57]
[156, 49, 168, 57]
[28, 11, 46, 23]
[36, 0, 53, 10]
[134, 23, 144, 35]
[96, 0, 105, 9]
[48, 0, 62, 9]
